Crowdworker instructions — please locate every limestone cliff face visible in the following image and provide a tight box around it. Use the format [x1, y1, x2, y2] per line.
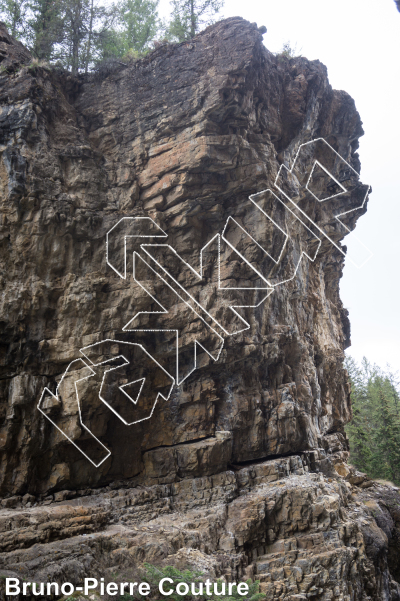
[0, 17, 365, 495]
[1, 17, 400, 601]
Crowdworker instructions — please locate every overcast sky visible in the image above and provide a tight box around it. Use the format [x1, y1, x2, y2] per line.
[158, 0, 400, 372]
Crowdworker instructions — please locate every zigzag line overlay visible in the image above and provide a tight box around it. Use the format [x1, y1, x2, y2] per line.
[274, 137, 372, 268]
[37, 138, 372, 466]
[37, 341, 175, 467]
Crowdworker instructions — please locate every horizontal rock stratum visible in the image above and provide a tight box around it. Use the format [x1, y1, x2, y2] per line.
[0, 16, 399, 601]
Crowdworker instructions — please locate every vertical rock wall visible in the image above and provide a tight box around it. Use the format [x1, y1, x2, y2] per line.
[0, 18, 366, 496]
[1, 17, 400, 601]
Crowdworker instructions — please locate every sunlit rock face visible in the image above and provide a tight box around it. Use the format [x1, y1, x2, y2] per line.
[0, 17, 368, 495]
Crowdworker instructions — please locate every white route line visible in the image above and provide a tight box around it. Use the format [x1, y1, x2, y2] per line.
[140, 238, 273, 335]
[274, 137, 373, 268]
[106, 216, 168, 279]
[38, 342, 175, 466]
[306, 160, 347, 202]
[244, 188, 322, 288]
[80, 339, 175, 424]
[124, 251, 225, 384]
[37, 359, 111, 468]
[38, 137, 373, 467]
[221, 216, 286, 284]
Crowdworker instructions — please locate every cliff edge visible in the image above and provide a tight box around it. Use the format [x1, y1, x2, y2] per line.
[0, 17, 399, 600]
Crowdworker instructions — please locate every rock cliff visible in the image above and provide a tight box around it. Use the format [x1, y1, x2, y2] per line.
[0, 16, 399, 601]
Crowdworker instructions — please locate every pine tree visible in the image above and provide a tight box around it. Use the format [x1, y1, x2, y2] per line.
[346, 356, 400, 485]
[53, 0, 113, 73]
[0, 0, 30, 39]
[372, 380, 400, 483]
[92, 0, 158, 65]
[345, 356, 373, 472]
[388, 369, 400, 411]
[63, 0, 89, 73]
[30, 0, 64, 61]
[119, 0, 159, 53]
[98, 0, 160, 62]
[84, 0, 95, 71]
[167, 0, 223, 42]
[82, 0, 114, 71]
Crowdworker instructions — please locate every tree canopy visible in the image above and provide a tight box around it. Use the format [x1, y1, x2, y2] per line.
[346, 356, 400, 485]
[0, 0, 224, 71]
[168, 0, 223, 42]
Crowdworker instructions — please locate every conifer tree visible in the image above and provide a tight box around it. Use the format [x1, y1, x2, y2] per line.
[56, 0, 112, 73]
[63, 0, 90, 73]
[94, 0, 159, 63]
[1, 0, 218, 69]
[0, 0, 30, 39]
[167, 0, 223, 42]
[119, 0, 158, 53]
[346, 356, 400, 485]
[346, 356, 372, 472]
[30, 0, 64, 60]
[372, 382, 400, 483]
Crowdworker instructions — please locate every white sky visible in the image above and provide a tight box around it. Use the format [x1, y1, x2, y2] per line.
[158, 0, 400, 372]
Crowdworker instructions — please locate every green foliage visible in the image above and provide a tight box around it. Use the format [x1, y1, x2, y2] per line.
[276, 41, 302, 59]
[57, 0, 116, 73]
[0, 0, 30, 38]
[0, 0, 224, 71]
[28, 0, 62, 60]
[346, 356, 400, 485]
[119, 0, 159, 52]
[167, 0, 223, 42]
[94, 0, 158, 64]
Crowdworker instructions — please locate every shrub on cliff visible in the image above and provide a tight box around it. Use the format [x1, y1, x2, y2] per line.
[275, 41, 302, 60]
